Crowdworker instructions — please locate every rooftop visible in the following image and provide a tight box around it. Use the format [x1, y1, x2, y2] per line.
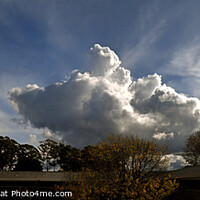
[0, 171, 78, 182]
[170, 166, 200, 180]
[1, 167, 200, 182]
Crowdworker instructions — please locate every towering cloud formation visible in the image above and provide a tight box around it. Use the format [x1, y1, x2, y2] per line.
[9, 44, 200, 150]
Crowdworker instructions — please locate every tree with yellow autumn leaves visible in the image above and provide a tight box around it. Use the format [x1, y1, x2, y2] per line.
[57, 134, 178, 199]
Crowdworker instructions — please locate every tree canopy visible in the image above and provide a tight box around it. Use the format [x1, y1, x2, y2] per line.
[58, 134, 178, 200]
[0, 136, 19, 171]
[0, 136, 83, 171]
[39, 139, 59, 171]
[183, 131, 200, 166]
[58, 143, 81, 172]
[14, 144, 42, 171]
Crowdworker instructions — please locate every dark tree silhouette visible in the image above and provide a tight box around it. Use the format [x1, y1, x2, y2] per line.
[0, 136, 19, 171]
[39, 139, 59, 171]
[183, 131, 200, 166]
[81, 145, 97, 169]
[58, 143, 82, 171]
[14, 158, 42, 171]
[18, 144, 42, 160]
[14, 144, 42, 171]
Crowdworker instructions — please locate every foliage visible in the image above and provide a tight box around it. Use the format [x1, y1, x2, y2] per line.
[39, 139, 59, 171]
[63, 172, 178, 200]
[58, 143, 82, 172]
[0, 136, 82, 171]
[14, 144, 42, 171]
[0, 136, 84, 172]
[81, 145, 97, 169]
[14, 158, 42, 171]
[18, 144, 42, 161]
[58, 134, 178, 199]
[183, 131, 200, 166]
[85, 135, 169, 174]
[0, 136, 19, 171]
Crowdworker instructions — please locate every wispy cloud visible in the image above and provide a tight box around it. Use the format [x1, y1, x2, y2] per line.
[164, 37, 200, 78]
[0, 108, 42, 143]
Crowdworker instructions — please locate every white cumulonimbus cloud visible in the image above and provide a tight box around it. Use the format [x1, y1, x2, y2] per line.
[8, 44, 200, 150]
[163, 154, 187, 170]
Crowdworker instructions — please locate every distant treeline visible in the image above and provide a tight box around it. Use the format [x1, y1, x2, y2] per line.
[0, 136, 92, 171]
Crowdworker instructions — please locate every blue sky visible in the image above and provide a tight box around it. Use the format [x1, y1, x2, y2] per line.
[1, 0, 200, 150]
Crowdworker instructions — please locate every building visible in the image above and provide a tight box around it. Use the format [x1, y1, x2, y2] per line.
[0, 171, 77, 199]
[169, 166, 200, 200]
[1, 167, 200, 199]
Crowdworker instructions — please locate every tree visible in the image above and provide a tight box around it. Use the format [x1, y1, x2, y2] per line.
[0, 136, 19, 171]
[14, 144, 42, 171]
[58, 143, 82, 172]
[60, 134, 178, 200]
[18, 144, 42, 161]
[39, 139, 59, 171]
[14, 158, 42, 171]
[81, 145, 97, 169]
[183, 131, 200, 166]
